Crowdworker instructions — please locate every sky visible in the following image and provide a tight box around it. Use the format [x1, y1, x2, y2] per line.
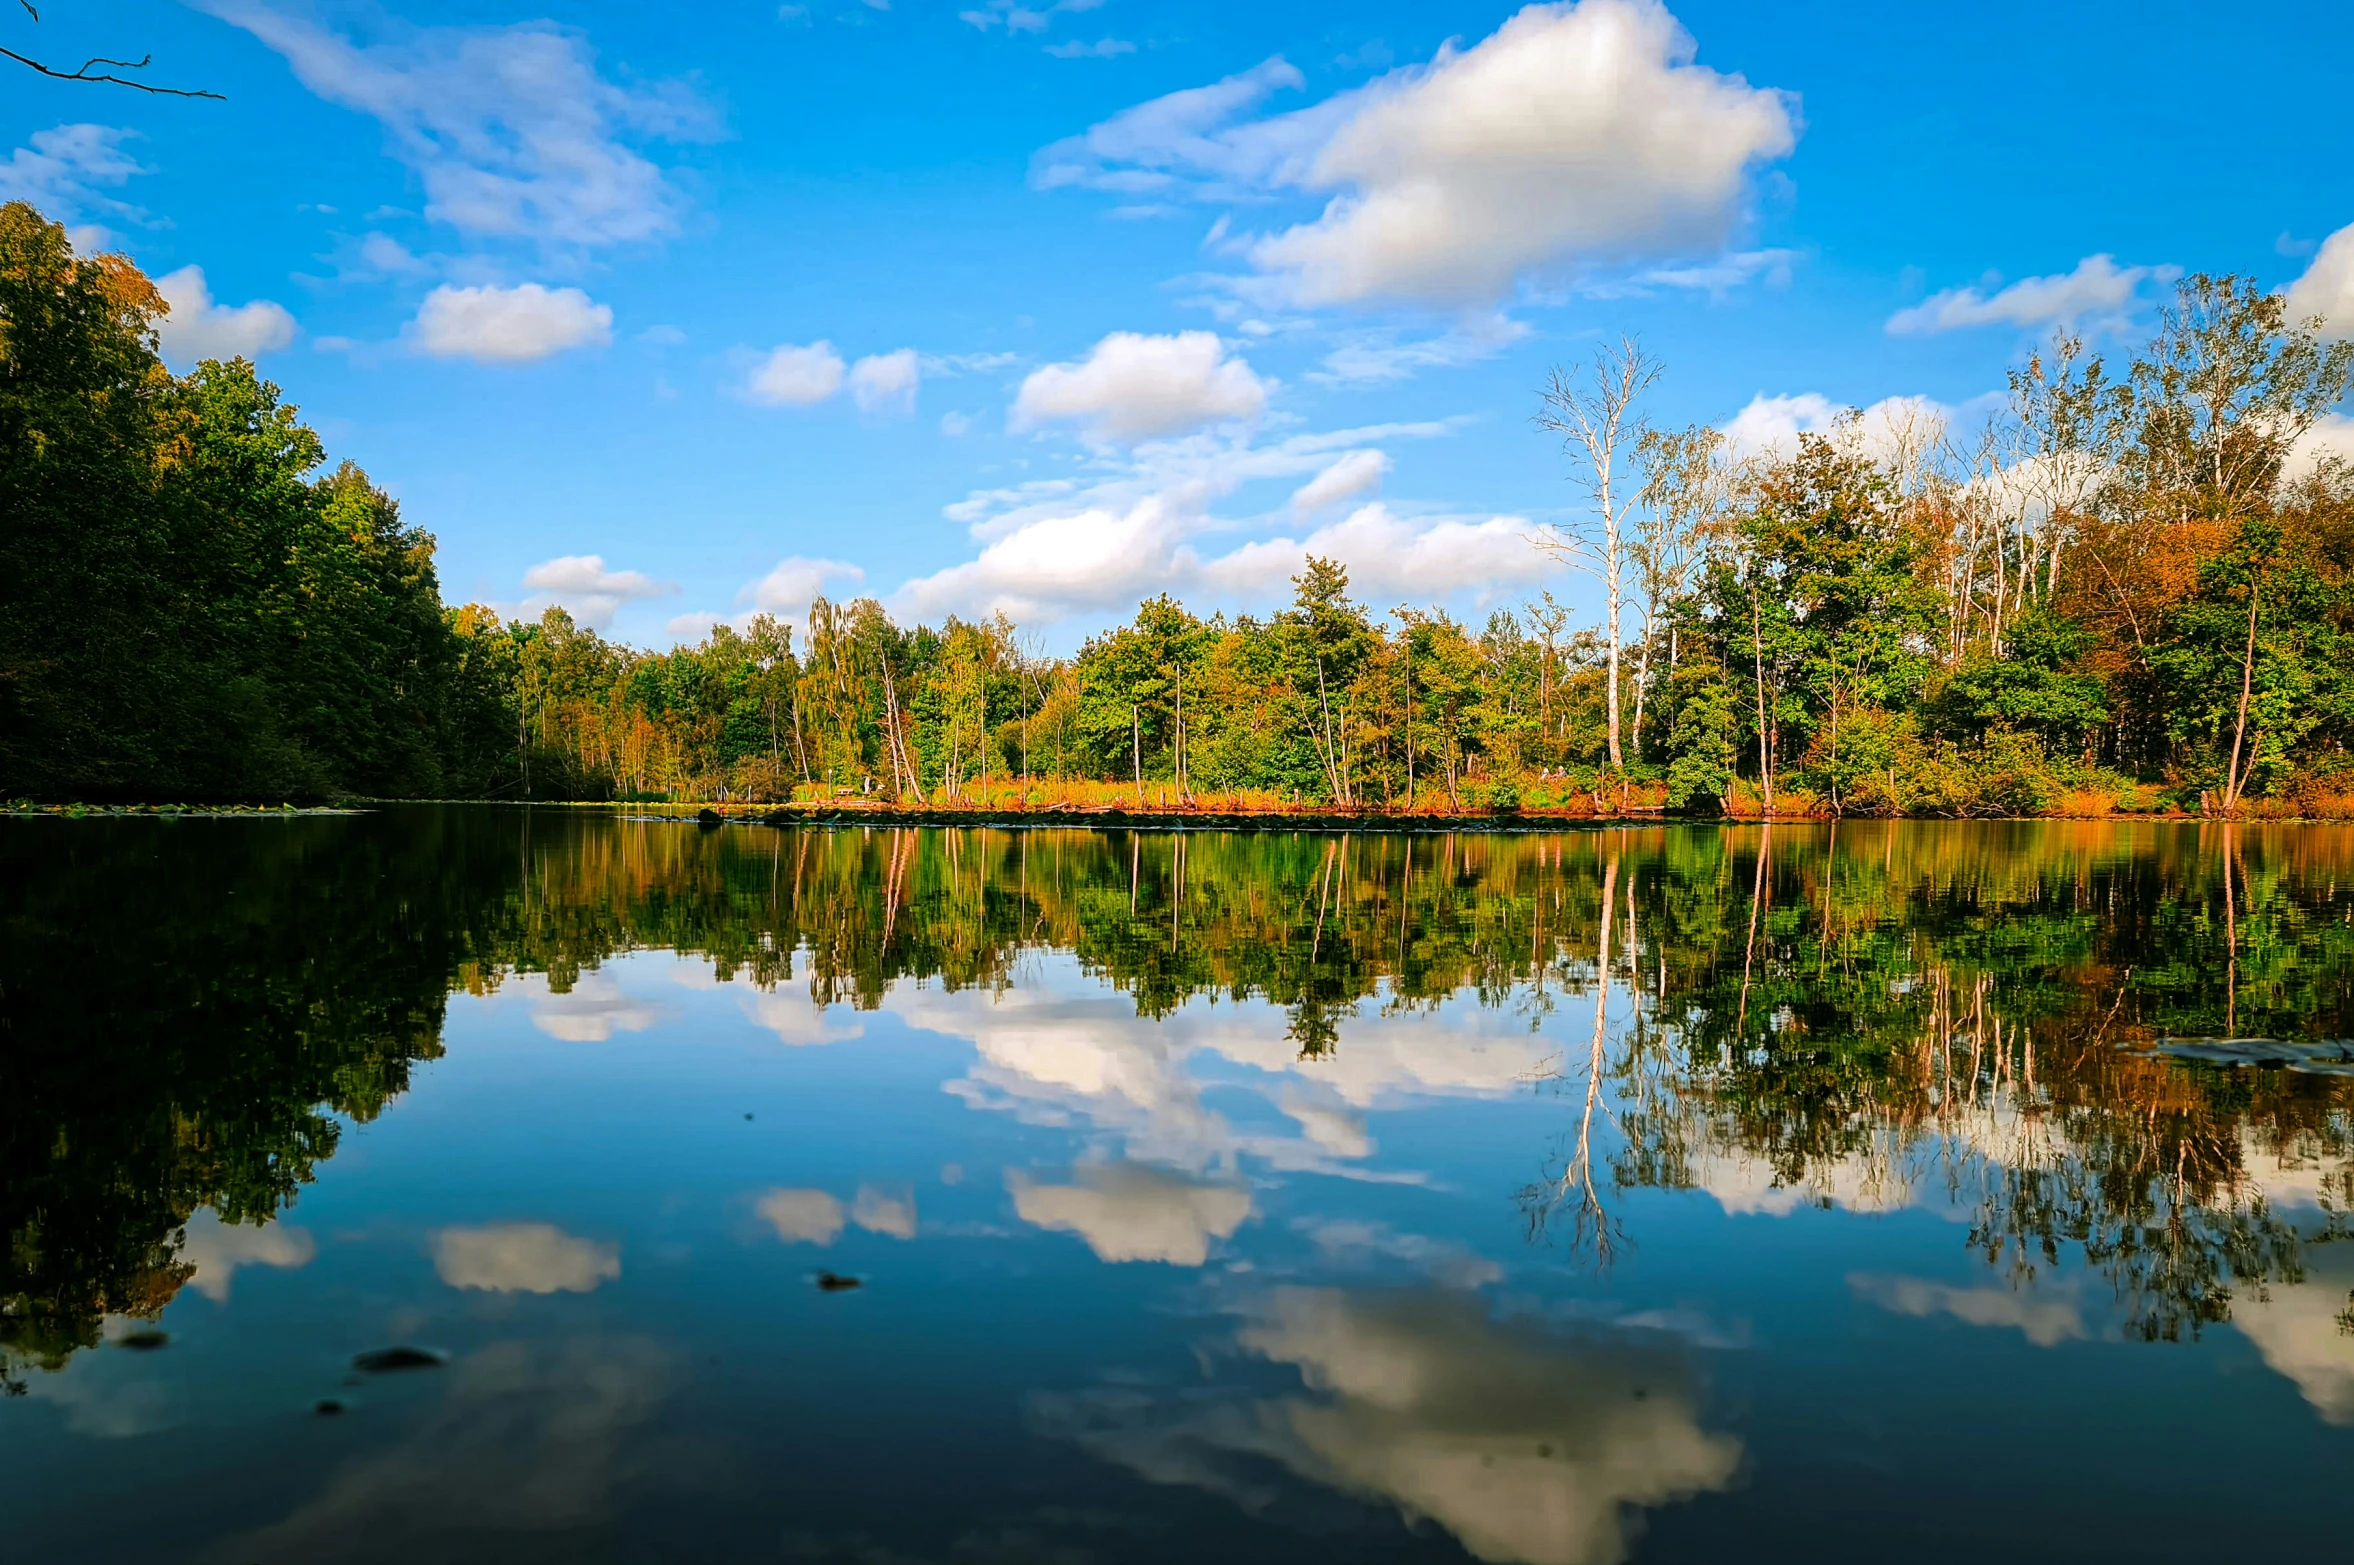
[6, 0, 2353, 650]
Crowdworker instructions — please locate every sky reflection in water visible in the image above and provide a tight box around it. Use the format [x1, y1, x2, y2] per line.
[6, 810, 2354, 1562]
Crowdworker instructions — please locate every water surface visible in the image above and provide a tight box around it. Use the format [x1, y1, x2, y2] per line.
[7, 810, 2354, 1562]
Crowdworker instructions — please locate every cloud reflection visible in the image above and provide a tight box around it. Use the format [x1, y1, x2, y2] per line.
[181, 1209, 317, 1303]
[756, 1188, 846, 1245]
[1010, 1160, 1253, 1266]
[1038, 1287, 1739, 1565]
[1850, 1273, 2085, 1347]
[226, 1337, 672, 1563]
[433, 1223, 621, 1294]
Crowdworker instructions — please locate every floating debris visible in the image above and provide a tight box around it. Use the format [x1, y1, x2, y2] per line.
[116, 1328, 170, 1351]
[351, 1346, 447, 1373]
[314, 1398, 346, 1416]
[2146, 1037, 2354, 1077]
[814, 1270, 863, 1292]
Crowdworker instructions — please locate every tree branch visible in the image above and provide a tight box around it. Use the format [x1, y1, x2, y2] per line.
[3, 28, 224, 98]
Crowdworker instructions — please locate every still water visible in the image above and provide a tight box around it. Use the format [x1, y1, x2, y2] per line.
[6, 809, 2354, 1562]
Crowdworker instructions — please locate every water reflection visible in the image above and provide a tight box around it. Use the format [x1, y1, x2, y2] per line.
[1040, 1288, 1740, 1565]
[8, 810, 2354, 1559]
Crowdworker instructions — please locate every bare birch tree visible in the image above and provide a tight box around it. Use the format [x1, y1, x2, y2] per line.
[1534, 337, 1659, 771]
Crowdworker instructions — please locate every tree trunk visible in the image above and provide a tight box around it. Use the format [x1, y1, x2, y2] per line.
[2221, 565, 2262, 811]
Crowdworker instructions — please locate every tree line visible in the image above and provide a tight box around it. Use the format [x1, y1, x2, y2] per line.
[7, 200, 2352, 813]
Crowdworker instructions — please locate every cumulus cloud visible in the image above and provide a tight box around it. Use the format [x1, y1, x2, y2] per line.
[1014, 330, 1267, 442]
[849, 347, 921, 412]
[204, 3, 719, 249]
[518, 967, 672, 1038]
[1718, 391, 1954, 464]
[412, 282, 612, 363]
[895, 420, 1471, 628]
[518, 556, 677, 633]
[745, 340, 847, 406]
[180, 1210, 316, 1304]
[743, 555, 867, 616]
[2284, 222, 2354, 341]
[1850, 1273, 2084, 1348]
[897, 495, 1191, 627]
[1290, 449, 1390, 515]
[1885, 253, 2171, 335]
[2285, 412, 2354, 482]
[1010, 1160, 1254, 1265]
[1034, 0, 1797, 306]
[433, 1222, 621, 1294]
[0, 123, 146, 228]
[755, 1188, 846, 1245]
[1204, 502, 1550, 607]
[152, 267, 298, 363]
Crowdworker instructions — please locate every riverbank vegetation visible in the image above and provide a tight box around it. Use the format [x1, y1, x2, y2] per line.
[6, 201, 2352, 816]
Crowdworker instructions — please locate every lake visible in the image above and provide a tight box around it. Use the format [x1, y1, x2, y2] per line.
[6, 808, 2354, 1563]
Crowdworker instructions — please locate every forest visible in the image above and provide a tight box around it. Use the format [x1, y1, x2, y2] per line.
[6, 198, 2353, 816]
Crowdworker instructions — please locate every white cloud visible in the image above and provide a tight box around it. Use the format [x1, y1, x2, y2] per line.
[0, 123, 146, 226]
[1046, 38, 1135, 59]
[1310, 315, 1530, 386]
[849, 347, 921, 412]
[745, 340, 847, 406]
[1629, 245, 1796, 294]
[1719, 391, 1954, 465]
[1035, 0, 1797, 306]
[755, 1187, 845, 1245]
[1886, 254, 2168, 335]
[1290, 449, 1390, 514]
[180, 1211, 316, 1303]
[961, 0, 1051, 30]
[899, 420, 1466, 628]
[412, 282, 612, 363]
[743, 555, 866, 616]
[205, 3, 718, 249]
[896, 495, 1193, 626]
[1010, 1160, 1254, 1265]
[2285, 412, 2354, 482]
[518, 557, 677, 633]
[2284, 222, 2354, 341]
[432, 1223, 621, 1294]
[851, 1185, 918, 1239]
[1205, 502, 1549, 607]
[152, 266, 298, 362]
[1013, 330, 1267, 442]
[1850, 1273, 2084, 1348]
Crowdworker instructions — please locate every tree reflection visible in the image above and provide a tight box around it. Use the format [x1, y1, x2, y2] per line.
[6, 809, 2354, 1378]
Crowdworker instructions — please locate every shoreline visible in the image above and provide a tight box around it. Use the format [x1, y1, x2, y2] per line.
[13, 799, 2350, 826]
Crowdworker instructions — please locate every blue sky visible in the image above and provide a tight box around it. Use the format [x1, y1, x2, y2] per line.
[7, 0, 2352, 649]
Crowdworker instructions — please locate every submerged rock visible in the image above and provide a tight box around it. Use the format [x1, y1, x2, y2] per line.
[314, 1398, 346, 1416]
[351, 1346, 447, 1373]
[116, 1328, 169, 1351]
[813, 1270, 863, 1292]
